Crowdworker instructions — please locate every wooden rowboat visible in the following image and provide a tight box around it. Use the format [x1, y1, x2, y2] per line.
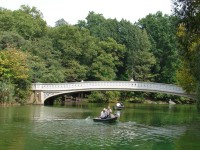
[113, 106, 124, 110]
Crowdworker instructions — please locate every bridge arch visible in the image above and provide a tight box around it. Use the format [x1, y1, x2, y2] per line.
[31, 81, 193, 104]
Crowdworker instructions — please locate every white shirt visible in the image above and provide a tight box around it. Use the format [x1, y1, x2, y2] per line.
[116, 103, 121, 107]
[100, 111, 106, 118]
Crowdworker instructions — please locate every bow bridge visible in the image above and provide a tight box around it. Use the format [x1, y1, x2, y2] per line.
[30, 81, 192, 104]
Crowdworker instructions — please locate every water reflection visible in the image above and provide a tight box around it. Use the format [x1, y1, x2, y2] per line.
[115, 111, 121, 118]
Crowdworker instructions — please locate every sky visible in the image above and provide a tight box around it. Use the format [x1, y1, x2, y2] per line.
[0, 0, 173, 26]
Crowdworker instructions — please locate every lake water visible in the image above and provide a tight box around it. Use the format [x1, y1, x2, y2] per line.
[0, 103, 200, 150]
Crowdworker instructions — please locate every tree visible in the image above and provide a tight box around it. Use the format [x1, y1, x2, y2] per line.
[0, 8, 15, 32]
[55, 18, 68, 27]
[23, 37, 65, 83]
[118, 20, 156, 81]
[98, 37, 126, 79]
[0, 48, 29, 81]
[0, 48, 31, 102]
[90, 53, 116, 80]
[0, 31, 26, 50]
[84, 11, 107, 40]
[64, 60, 88, 82]
[13, 5, 47, 39]
[49, 25, 98, 81]
[138, 12, 180, 83]
[0, 81, 15, 104]
[0, 5, 47, 40]
[80, 13, 156, 81]
[173, 0, 200, 110]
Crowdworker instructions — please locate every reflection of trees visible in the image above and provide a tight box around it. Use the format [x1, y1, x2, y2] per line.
[119, 104, 198, 126]
[0, 106, 33, 149]
[175, 122, 200, 150]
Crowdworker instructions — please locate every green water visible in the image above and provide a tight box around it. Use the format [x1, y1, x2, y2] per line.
[0, 103, 200, 150]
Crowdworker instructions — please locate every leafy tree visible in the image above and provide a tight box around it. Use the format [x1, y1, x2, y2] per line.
[80, 13, 156, 81]
[0, 81, 15, 104]
[55, 18, 68, 27]
[0, 5, 47, 40]
[118, 20, 156, 81]
[0, 48, 31, 102]
[23, 36, 65, 83]
[87, 91, 106, 103]
[84, 11, 107, 40]
[98, 37, 126, 79]
[173, 0, 200, 35]
[13, 5, 47, 39]
[176, 59, 196, 93]
[173, 0, 200, 110]
[0, 31, 26, 50]
[138, 12, 180, 83]
[0, 8, 15, 32]
[49, 25, 98, 81]
[88, 91, 120, 103]
[0, 48, 29, 81]
[79, 12, 120, 42]
[90, 53, 116, 80]
[65, 60, 88, 82]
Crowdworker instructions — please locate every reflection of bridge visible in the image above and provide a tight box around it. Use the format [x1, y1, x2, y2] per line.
[30, 81, 192, 104]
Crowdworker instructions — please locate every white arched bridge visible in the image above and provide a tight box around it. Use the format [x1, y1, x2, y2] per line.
[30, 81, 193, 104]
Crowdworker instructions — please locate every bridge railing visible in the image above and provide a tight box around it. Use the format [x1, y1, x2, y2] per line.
[31, 81, 184, 95]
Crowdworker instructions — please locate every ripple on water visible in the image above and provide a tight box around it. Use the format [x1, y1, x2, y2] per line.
[31, 119, 186, 149]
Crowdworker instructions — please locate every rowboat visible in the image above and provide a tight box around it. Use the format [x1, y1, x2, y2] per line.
[113, 106, 124, 110]
[93, 115, 118, 123]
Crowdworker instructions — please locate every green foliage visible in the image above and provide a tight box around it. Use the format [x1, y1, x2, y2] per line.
[128, 97, 144, 103]
[79, 13, 156, 81]
[176, 60, 196, 93]
[138, 12, 180, 83]
[65, 60, 88, 82]
[0, 31, 26, 50]
[49, 25, 99, 81]
[24, 37, 65, 83]
[0, 5, 47, 40]
[87, 91, 106, 103]
[55, 18, 68, 27]
[173, 0, 200, 35]
[0, 48, 29, 81]
[90, 53, 116, 80]
[98, 37, 126, 79]
[0, 48, 31, 103]
[173, 0, 200, 109]
[15, 79, 31, 103]
[125, 27, 156, 81]
[0, 81, 15, 103]
[87, 91, 120, 103]
[0, 8, 15, 32]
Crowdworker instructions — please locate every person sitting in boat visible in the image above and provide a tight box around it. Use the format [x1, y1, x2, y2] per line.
[116, 101, 124, 107]
[116, 102, 121, 107]
[107, 106, 112, 118]
[100, 108, 107, 119]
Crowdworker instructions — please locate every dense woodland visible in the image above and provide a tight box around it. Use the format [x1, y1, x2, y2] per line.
[0, 1, 199, 108]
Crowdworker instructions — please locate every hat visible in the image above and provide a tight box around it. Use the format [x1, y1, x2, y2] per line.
[103, 108, 106, 111]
